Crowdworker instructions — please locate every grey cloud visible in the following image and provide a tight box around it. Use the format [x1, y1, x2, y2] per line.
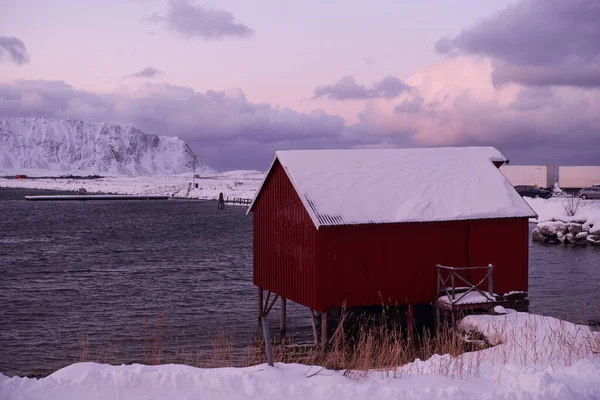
[491, 62, 600, 87]
[508, 87, 556, 111]
[0, 80, 363, 171]
[0, 36, 30, 65]
[436, 0, 600, 87]
[314, 76, 411, 100]
[127, 67, 163, 79]
[149, 0, 253, 40]
[394, 96, 424, 114]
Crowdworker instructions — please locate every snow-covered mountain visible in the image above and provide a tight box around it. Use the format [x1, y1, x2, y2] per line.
[0, 117, 205, 175]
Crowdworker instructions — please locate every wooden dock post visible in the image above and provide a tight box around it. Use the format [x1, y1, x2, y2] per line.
[310, 310, 319, 346]
[261, 317, 274, 367]
[321, 311, 328, 349]
[258, 287, 264, 320]
[407, 304, 414, 341]
[280, 297, 287, 340]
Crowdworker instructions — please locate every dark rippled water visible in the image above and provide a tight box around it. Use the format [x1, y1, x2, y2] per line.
[1, 188, 599, 377]
[0, 188, 313, 377]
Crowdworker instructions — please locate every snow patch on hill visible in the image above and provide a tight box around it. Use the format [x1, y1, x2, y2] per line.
[0, 117, 205, 175]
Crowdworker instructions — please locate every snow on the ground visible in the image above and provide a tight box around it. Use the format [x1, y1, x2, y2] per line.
[526, 197, 600, 243]
[525, 197, 600, 223]
[459, 312, 599, 367]
[2, 313, 599, 399]
[0, 171, 264, 202]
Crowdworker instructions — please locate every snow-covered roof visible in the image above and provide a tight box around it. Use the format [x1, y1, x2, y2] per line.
[248, 147, 537, 228]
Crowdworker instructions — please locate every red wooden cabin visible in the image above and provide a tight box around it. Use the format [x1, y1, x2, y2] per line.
[248, 147, 536, 341]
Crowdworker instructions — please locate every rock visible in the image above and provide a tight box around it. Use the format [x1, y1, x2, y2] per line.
[557, 232, 566, 243]
[568, 223, 583, 234]
[538, 221, 567, 236]
[575, 231, 589, 241]
[589, 235, 600, 241]
[531, 228, 544, 242]
[566, 233, 575, 243]
[586, 236, 597, 244]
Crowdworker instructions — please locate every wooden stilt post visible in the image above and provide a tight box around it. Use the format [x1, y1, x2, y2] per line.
[407, 304, 414, 341]
[310, 310, 319, 346]
[280, 297, 287, 340]
[321, 311, 328, 350]
[258, 287, 263, 320]
[261, 317, 274, 367]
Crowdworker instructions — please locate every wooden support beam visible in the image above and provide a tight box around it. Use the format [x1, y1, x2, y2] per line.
[407, 304, 414, 341]
[263, 292, 271, 315]
[265, 294, 279, 316]
[261, 317, 274, 367]
[321, 311, 328, 350]
[258, 287, 263, 320]
[310, 310, 319, 347]
[280, 297, 287, 340]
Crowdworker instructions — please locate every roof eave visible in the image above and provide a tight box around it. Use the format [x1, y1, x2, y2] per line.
[245, 156, 278, 216]
[245, 155, 323, 229]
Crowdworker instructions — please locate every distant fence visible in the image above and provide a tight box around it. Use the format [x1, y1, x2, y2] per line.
[140, 184, 188, 196]
[225, 197, 252, 206]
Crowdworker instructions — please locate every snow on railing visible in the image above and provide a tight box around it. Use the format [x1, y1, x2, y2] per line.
[436, 264, 495, 306]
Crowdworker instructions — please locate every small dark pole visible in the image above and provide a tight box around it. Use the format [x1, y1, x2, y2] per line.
[310, 310, 319, 346]
[280, 297, 287, 341]
[467, 223, 473, 283]
[321, 311, 328, 350]
[258, 287, 264, 321]
[218, 192, 225, 209]
[261, 317, 274, 367]
[407, 304, 414, 341]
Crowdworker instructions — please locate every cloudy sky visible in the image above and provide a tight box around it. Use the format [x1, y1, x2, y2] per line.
[1, 0, 599, 171]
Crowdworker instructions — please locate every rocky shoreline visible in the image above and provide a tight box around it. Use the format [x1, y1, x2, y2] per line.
[532, 217, 600, 245]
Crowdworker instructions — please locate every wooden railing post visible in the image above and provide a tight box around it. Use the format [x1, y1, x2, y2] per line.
[450, 272, 456, 300]
[258, 287, 263, 320]
[488, 264, 494, 296]
[436, 265, 441, 297]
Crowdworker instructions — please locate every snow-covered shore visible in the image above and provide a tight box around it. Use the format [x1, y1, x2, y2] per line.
[0, 171, 264, 201]
[2, 312, 599, 399]
[525, 197, 600, 223]
[525, 197, 600, 245]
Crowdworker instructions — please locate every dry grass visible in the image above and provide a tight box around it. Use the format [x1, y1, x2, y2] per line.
[75, 310, 599, 380]
[243, 310, 484, 379]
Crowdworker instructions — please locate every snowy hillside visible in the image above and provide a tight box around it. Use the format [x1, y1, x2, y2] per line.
[0, 117, 204, 175]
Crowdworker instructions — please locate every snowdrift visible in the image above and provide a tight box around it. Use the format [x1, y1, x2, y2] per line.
[1, 313, 599, 399]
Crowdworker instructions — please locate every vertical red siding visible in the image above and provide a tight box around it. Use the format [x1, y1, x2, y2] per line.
[315, 218, 529, 311]
[253, 161, 319, 310]
[252, 165, 530, 312]
[470, 218, 529, 295]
